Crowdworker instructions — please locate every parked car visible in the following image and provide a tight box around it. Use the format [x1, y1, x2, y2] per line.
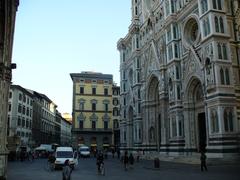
[54, 147, 78, 169]
[79, 146, 90, 157]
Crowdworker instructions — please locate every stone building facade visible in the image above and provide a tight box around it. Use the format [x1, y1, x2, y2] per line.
[0, 0, 19, 179]
[112, 85, 120, 147]
[70, 72, 113, 150]
[8, 85, 34, 146]
[117, 0, 240, 159]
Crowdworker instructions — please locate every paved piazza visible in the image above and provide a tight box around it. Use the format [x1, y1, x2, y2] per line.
[7, 157, 240, 180]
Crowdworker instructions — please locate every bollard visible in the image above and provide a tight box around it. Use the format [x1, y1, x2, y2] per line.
[154, 158, 160, 168]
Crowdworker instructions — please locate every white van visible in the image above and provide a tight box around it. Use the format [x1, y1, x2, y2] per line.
[79, 146, 90, 157]
[55, 147, 78, 169]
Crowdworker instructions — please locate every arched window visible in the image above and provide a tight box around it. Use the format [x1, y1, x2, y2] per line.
[220, 17, 224, 33]
[177, 85, 181, 100]
[211, 109, 219, 133]
[213, 0, 217, 9]
[217, 0, 222, 10]
[225, 68, 230, 85]
[218, 44, 222, 59]
[224, 108, 234, 132]
[222, 44, 227, 59]
[215, 16, 219, 32]
[220, 68, 225, 84]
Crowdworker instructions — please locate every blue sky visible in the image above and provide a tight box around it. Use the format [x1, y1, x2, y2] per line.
[12, 0, 131, 114]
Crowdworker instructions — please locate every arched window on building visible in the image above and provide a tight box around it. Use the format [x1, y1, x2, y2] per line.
[224, 108, 234, 132]
[220, 17, 224, 33]
[222, 44, 228, 59]
[218, 43, 222, 59]
[213, 0, 217, 9]
[211, 109, 219, 133]
[220, 68, 225, 84]
[225, 68, 230, 85]
[215, 16, 219, 32]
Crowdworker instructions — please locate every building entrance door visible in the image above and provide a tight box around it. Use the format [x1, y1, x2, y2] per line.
[198, 112, 206, 152]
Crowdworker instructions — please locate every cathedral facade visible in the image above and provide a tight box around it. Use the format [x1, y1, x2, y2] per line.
[117, 0, 240, 159]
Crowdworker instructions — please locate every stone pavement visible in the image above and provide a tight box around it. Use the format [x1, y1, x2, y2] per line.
[7, 157, 240, 180]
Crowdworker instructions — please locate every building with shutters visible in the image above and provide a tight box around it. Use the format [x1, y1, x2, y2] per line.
[70, 72, 113, 151]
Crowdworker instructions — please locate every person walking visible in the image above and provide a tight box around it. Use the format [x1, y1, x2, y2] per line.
[62, 159, 72, 180]
[123, 151, 129, 171]
[200, 152, 208, 172]
[117, 148, 120, 159]
[128, 153, 135, 169]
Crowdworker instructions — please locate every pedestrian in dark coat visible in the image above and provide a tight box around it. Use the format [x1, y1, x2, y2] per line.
[129, 153, 134, 169]
[62, 159, 72, 180]
[200, 152, 208, 172]
[123, 151, 129, 170]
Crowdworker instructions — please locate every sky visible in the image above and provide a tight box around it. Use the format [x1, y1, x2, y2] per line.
[12, 0, 131, 114]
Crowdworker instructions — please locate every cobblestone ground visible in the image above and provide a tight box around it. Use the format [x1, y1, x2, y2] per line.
[7, 157, 240, 180]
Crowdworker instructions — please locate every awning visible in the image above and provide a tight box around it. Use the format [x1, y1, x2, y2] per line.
[91, 144, 97, 147]
[103, 144, 109, 147]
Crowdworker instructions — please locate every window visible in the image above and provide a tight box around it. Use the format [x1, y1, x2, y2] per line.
[201, 0, 208, 14]
[23, 95, 26, 103]
[215, 16, 219, 32]
[174, 43, 179, 58]
[92, 103, 96, 111]
[225, 69, 230, 85]
[177, 85, 181, 100]
[217, 43, 228, 60]
[218, 43, 223, 59]
[80, 87, 84, 94]
[138, 103, 141, 113]
[18, 116, 21, 126]
[168, 44, 173, 60]
[213, 0, 222, 10]
[8, 104, 11, 112]
[92, 87, 96, 95]
[104, 88, 108, 95]
[215, 16, 224, 33]
[104, 121, 108, 129]
[79, 121, 83, 129]
[219, 17, 224, 33]
[18, 104, 22, 113]
[105, 104, 108, 112]
[22, 106, 25, 115]
[203, 18, 210, 36]
[22, 117, 25, 127]
[92, 121, 96, 129]
[80, 103, 84, 111]
[224, 108, 234, 132]
[222, 44, 227, 59]
[211, 109, 219, 133]
[19, 94, 22, 101]
[123, 52, 125, 62]
[9, 92, 12, 98]
[26, 107, 29, 116]
[220, 68, 225, 84]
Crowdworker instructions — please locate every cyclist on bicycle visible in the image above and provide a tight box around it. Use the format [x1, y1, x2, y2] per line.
[48, 152, 56, 170]
[96, 150, 104, 173]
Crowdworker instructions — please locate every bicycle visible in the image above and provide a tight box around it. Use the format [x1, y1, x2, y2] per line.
[45, 161, 55, 171]
[97, 162, 105, 176]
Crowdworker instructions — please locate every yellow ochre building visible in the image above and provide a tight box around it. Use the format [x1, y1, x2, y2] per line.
[70, 72, 113, 151]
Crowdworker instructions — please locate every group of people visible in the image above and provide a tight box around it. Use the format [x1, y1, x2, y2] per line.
[122, 151, 136, 170]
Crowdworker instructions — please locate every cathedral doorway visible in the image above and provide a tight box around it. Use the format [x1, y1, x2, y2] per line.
[198, 112, 206, 152]
[128, 106, 134, 147]
[186, 77, 206, 153]
[147, 76, 160, 148]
